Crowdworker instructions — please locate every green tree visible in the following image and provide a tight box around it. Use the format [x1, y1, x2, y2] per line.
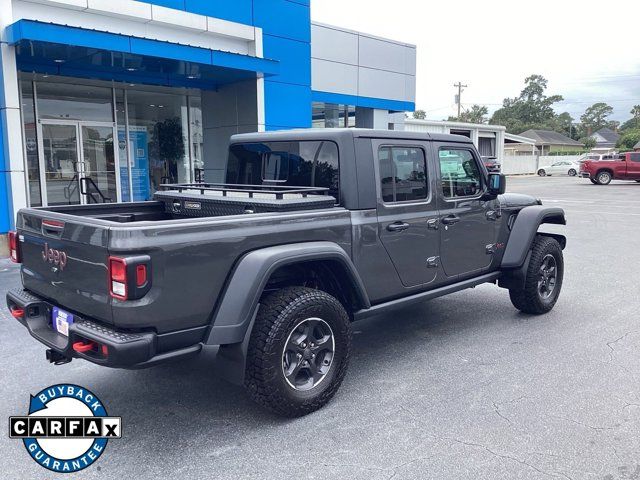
[580, 136, 597, 150]
[448, 104, 488, 124]
[616, 129, 640, 151]
[412, 109, 426, 120]
[490, 74, 564, 134]
[631, 105, 640, 128]
[579, 102, 614, 135]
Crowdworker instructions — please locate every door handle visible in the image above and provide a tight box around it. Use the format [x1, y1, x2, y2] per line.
[386, 221, 410, 232]
[427, 218, 439, 230]
[441, 215, 460, 225]
[486, 210, 500, 221]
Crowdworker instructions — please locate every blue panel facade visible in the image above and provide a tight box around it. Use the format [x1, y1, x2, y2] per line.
[254, 1, 312, 130]
[312, 91, 416, 114]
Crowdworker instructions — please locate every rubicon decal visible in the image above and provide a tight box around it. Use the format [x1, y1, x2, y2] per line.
[9, 384, 121, 473]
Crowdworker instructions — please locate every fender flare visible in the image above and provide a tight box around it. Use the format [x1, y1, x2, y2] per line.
[501, 205, 566, 269]
[205, 241, 370, 346]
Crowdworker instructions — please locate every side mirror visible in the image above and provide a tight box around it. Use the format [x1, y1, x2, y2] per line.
[488, 173, 506, 196]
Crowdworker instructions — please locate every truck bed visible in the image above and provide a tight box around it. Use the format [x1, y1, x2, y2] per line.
[34, 183, 337, 223]
[15, 185, 351, 336]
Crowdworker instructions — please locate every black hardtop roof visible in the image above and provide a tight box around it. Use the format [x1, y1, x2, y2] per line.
[230, 128, 474, 145]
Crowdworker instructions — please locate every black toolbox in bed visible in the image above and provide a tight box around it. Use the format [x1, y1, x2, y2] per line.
[154, 183, 336, 218]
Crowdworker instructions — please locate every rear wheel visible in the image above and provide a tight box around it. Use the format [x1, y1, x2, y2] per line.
[245, 286, 352, 417]
[596, 170, 612, 185]
[537, 169, 546, 177]
[568, 168, 577, 176]
[509, 236, 563, 315]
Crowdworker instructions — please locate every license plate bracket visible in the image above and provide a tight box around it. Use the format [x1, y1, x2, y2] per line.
[52, 307, 74, 337]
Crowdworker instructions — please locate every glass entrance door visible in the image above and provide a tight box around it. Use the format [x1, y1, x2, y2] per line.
[39, 120, 119, 206]
[40, 123, 81, 206]
[80, 124, 119, 203]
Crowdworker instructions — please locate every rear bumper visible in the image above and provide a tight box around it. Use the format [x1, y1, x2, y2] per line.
[6, 288, 201, 368]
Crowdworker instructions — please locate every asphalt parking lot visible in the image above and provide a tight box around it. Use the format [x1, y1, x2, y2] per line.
[1, 175, 640, 479]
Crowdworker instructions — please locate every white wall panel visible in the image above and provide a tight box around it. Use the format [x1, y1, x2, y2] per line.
[311, 58, 357, 96]
[358, 67, 406, 102]
[311, 24, 358, 65]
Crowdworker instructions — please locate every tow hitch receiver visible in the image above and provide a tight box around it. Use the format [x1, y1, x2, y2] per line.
[46, 349, 72, 365]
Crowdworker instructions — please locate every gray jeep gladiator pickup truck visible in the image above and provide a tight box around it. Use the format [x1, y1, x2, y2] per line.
[6, 129, 566, 417]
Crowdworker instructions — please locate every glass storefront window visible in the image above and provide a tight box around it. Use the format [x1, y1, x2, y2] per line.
[36, 83, 113, 122]
[127, 90, 190, 197]
[20, 80, 42, 206]
[189, 96, 204, 183]
[19, 76, 204, 206]
[312, 102, 355, 128]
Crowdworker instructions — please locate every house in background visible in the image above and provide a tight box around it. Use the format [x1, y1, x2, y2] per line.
[634, 140, 640, 152]
[589, 127, 620, 154]
[514, 129, 584, 155]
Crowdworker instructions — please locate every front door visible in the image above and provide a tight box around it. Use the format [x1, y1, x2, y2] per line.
[436, 144, 499, 278]
[38, 120, 119, 206]
[376, 142, 441, 287]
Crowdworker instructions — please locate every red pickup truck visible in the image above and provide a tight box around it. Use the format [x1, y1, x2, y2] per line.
[580, 152, 640, 184]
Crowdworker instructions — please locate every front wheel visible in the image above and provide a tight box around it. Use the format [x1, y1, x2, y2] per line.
[568, 169, 577, 176]
[590, 178, 598, 184]
[509, 236, 564, 314]
[537, 169, 546, 177]
[245, 286, 352, 417]
[596, 171, 612, 185]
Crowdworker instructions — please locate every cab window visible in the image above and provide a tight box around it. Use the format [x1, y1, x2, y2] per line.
[439, 148, 483, 198]
[227, 141, 340, 201]
[378, 146, 427, 203]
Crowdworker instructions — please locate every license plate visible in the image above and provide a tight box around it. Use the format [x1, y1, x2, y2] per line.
[52, 307, 74, 337]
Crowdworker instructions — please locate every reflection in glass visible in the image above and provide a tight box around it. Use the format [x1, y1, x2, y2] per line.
[41, 124, 80, 206]
[36, 83, 113, 122]
[20, 80, 42, 206]
[127, 90, 189, 198]
[81, 126, 117, 203]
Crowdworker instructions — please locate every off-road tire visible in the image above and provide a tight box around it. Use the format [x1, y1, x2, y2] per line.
[568, 169, 577, 176]
[596, 170, 612, 185]
[245, 286, 352, 417]
[509, 236, 563, 315]
[537, 169, 546, 177]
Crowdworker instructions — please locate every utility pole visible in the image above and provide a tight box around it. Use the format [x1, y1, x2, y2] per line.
[453, 82, 467, 119]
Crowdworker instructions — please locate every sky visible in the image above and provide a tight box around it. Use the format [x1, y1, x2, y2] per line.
[311, 0, 640, 124]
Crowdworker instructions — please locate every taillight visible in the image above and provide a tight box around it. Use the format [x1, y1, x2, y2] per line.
[8, 231, 21, 263]
[108, 255, 152, 301]
[136, 264, 147, 287]
[109, 257, 127, 300]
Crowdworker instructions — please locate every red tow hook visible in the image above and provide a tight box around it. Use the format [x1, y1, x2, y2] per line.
[72, 341, 109, 357]
[10, 307, 25, 319]
[72, 341, 96, 353]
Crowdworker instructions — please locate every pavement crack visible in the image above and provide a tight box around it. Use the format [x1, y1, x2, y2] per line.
[492, 401, 513, 425]
[447, 437, 560, 478]
[606, 331, 635, 362]
[547, 414, 617, 432]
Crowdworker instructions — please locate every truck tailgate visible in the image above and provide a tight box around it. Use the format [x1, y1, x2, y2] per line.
[17, 210, 113, 324]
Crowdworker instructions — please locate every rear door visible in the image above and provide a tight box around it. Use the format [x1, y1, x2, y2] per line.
[626, 153, 640, 178]
[435, 143, 499, 278]
[375, 141, 441, 287]
[17, 211, 113, 323]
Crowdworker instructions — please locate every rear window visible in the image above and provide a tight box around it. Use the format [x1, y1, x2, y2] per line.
[226, 141, 340, 201]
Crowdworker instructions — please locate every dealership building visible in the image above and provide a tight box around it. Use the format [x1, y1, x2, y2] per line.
[0, 0, 416, 239]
